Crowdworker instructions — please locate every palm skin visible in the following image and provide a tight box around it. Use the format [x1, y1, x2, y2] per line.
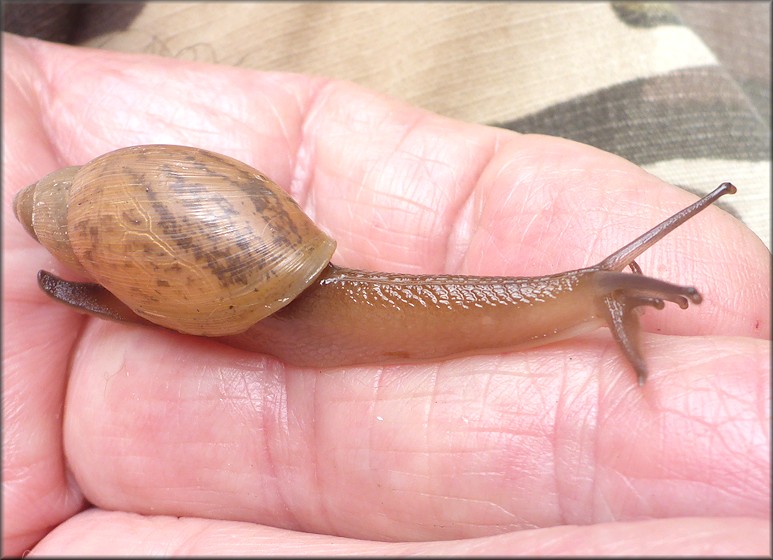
[3, 34, 770, 555]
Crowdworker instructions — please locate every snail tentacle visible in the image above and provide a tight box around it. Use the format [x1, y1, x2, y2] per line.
[37, 270, 152, 326]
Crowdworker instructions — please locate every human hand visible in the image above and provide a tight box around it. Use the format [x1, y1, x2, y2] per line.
[4, 34, 769, 555]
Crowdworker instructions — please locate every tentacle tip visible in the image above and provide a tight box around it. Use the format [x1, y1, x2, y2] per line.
[672, 296, 689, 310]
[37, 269, 55, 293]
[632, 360, 648, 386]
[686, 288, 702, 305]
[718, 182, 737, 195]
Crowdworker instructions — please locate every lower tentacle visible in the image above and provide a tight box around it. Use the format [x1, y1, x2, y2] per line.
[602, 295, 648, 385]
[594, 271, 701, 307]
[592, 270, 703, 385]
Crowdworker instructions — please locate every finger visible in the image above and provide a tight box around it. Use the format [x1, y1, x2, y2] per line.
[33, 509, 771, 556]
[64, 321, 769, 541]
[2, 36, 87, 556]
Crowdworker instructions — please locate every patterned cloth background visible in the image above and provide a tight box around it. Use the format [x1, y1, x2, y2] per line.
[5, 1, 770, 248]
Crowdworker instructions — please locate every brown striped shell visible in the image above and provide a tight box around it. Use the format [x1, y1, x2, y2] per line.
[14, 145, 336, 336]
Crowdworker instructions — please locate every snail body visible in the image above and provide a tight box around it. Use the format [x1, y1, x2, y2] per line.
[220, 264, 602, 367]
[15, 145, 736, 384]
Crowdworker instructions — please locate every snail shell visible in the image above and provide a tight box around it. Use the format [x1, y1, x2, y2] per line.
[15, 145, 336, 336]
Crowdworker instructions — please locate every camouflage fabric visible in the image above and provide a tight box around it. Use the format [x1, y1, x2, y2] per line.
[5, 1, 769, 247]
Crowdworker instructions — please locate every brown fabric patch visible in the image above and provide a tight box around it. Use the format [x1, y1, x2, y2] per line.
[676, 2, 771, 124]
[3, 3, 87, 43]
[3, 2, 145, 44]
[498, 67, 770, 165]
[611, 2, 681, 27]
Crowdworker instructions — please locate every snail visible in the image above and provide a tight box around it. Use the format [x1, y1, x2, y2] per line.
[14, 144, 737, 385]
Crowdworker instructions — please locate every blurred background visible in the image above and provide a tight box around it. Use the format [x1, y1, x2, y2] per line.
[4, 1, 769, 248]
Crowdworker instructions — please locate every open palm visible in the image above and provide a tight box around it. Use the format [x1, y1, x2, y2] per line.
[4, 34, 770, 555]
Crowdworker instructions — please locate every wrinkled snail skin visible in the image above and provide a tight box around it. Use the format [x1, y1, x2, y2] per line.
[14, 145, 737, 385]
[221, 265, 606, 368]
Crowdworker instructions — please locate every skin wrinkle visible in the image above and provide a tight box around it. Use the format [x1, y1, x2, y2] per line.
[477, 369, 497, 444]
[68, 87, 115, 151]
[22, 39, 75, 131]
[292, 79, 352, 211]
[425, 363, 445, 527]
[592, 395, 635, 522]
[369, 364, 384, 496]
[553, 364, 572, 527]
[401, 489, 515, 529]
[372, 187, 436, 224]
[756, 360, 770, 443]
[231, 360, 288, 527]
[30, 511, 771, 554]
[586, 174, 650, 272]
[346, 204, 381, 257]
[371, 205, 422, 265]
[587, 351, 608, 525]
[33, 59, 79, 168]
[309, 364, 336, 536]
[244, 367, 291, 525]
[564, 188, 608, 272]
[442, 138, 497, 275]
[447, 138, 507, 273]
[479, 157, 552, 274]
[284, 80, 330, 210]
[374, 113, 448, 268]
[312, 128, 380, 266]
